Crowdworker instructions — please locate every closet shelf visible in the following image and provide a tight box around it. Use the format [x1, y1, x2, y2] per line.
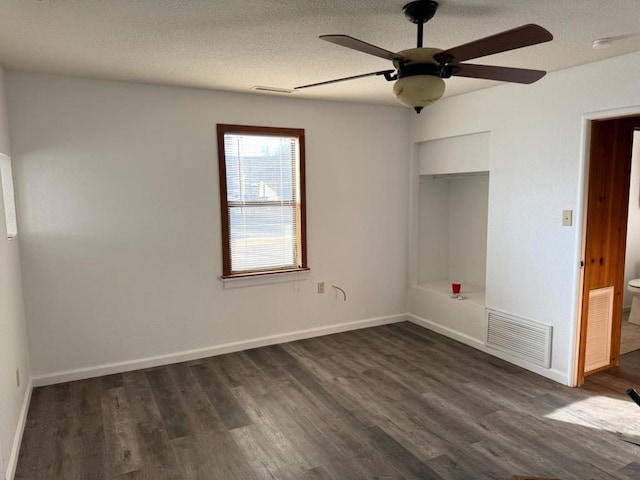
[415, 280, 486, 307]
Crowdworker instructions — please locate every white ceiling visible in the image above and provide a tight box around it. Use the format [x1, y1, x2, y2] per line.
[1, 0, 640, 107]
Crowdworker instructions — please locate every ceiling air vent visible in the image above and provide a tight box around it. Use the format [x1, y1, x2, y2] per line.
[251, 86, 294, 94]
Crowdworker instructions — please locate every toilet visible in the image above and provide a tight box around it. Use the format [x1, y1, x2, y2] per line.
[628, 278, 640, 325]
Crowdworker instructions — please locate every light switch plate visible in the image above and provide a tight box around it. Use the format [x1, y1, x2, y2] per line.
[562, 209, 573, 226]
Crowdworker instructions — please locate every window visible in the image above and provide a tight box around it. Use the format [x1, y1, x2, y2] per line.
[0, 154, 17, 238]
[217, 124, 308, 278]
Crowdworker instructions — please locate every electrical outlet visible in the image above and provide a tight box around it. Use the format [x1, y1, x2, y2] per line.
[317, 281, 325, 294]
[562, 209, 573, 226]
[16, 368, 20, 388]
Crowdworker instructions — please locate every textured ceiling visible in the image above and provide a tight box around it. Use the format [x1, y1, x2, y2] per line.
[1, 0, 640, 107]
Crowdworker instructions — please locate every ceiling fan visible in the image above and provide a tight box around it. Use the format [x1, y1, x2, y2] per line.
[295, 0, 553, 113]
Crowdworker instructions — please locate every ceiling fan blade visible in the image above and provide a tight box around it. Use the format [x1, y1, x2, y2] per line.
[434, 24, 553, 63]
[452, 63, 546, 84]
[320, 35, 409, 62]
[295, 70, 395, 90]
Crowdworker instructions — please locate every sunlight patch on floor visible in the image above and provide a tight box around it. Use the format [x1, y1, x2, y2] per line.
[544, 395, 640, 438]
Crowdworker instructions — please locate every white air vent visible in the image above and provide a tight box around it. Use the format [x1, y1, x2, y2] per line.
[250, 86, 294, 94]
[584, 286, 613, 373]
[485, 309, 552, 368]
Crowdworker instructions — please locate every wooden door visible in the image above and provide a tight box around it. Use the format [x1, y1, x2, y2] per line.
[577, 117, 638, 385]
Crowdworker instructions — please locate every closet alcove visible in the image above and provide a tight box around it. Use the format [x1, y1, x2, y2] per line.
[409, 131, 490, 341]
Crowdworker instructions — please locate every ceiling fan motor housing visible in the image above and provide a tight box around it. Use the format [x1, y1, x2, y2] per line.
[393, 47, 445, 76]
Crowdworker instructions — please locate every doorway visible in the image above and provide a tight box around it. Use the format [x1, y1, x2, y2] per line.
[621, 130, 640, 355]
[576, 115, 640, 386]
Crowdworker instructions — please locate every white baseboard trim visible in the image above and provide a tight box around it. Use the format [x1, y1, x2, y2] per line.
[406, 313, 486, 350]
[32, 314, 407, 387]
[6, 378, 33, 480]
[407, 313, 570, 386]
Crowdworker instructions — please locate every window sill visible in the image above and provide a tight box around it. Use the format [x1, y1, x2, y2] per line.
[220, 268, 310, 289]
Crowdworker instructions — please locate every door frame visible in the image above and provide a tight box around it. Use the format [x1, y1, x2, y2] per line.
[573, 106, 640, 386]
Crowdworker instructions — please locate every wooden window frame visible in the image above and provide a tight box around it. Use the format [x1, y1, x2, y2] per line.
[217, 124, 308, 279]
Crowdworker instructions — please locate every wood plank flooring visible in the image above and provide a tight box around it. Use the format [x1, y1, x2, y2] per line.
[15, 322, 640, 479]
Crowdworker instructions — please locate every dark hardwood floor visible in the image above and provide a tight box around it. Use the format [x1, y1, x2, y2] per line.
[15, 322, 640, 479]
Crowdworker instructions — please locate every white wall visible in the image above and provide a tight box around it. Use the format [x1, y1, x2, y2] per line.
[448, 176, 489, 287]
[418, 175, 489, 287]
[418, 131, 490, 175]
[624, 131, 640, 308]
[0, 66, 30, 480]
[6, 72, 411, 379]
[410, 51, 640, 384]
[418, 177, 450, 283]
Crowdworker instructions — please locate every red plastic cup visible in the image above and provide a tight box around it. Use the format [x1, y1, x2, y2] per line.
[451, 282, 461, 295]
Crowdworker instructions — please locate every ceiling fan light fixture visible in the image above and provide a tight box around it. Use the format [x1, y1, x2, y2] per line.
[393, 75, 445, 113]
